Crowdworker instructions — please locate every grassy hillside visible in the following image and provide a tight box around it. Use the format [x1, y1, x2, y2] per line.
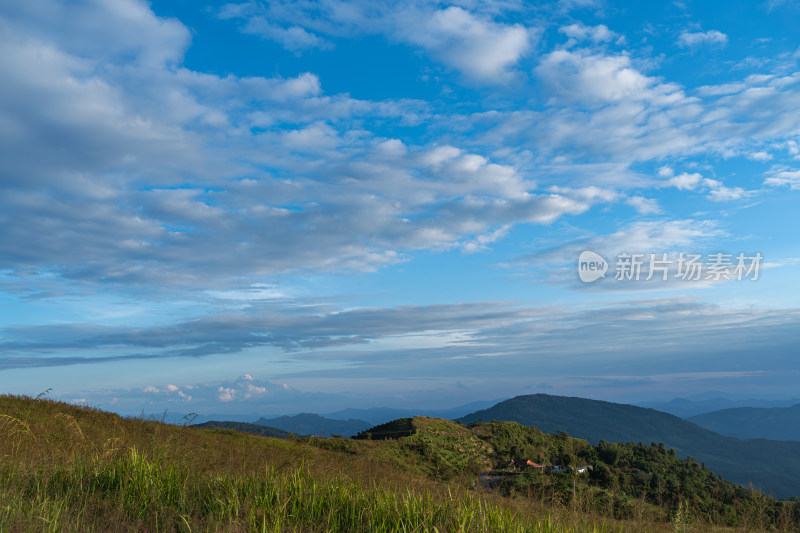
[0, 394, 635, 532]
[192, 420, 293, 439]
[689, 404, 800, 441]
[3, 394, 799, 532]
[458, 394, 800, 498]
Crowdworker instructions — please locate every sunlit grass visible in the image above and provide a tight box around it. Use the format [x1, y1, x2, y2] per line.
[0, 394, 778, 532]
[1, 445, 613, 532]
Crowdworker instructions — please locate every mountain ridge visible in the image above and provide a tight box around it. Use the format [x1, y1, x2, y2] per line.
[192, 420, 293, 439]
[638, 396, 800, 418]
[255, 412, 371, 437]
[688, 403, 800, 441]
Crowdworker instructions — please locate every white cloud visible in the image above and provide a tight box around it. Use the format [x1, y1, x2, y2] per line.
[396, 6, 531, 81]
[662, 172, 750, 201]
[0, 0, 590, 286]
[657, 166, 674, 178]
[481, 48, 800, 165]
[702, 178, 748, 201]
[558, 0, 603, 9]
[461, 225, 511, 253]
[217, 387, 236, 402]
[535, 218, 724, 266]
[626, 196, 662, 215]
[696, 82, 746, 96]
[239, 18, 330, 52]
[4, 0, 190, 68]
[535, 50, 655, 104]
[749, 151, 773, 162]
[598, 219, 723, 255]
[42, 299, 800, 412]
[764, 168, 800, 189]
[218, 2, 532, 82]
[244, 383, 268, 399]
[665, 172, 703, 190]
[678, 29, 728, 49]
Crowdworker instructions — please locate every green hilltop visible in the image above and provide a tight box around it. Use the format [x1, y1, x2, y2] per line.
[355, 415, 799, 527]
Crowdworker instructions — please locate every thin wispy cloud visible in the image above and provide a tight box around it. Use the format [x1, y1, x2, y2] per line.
[678, 29, 728, 49]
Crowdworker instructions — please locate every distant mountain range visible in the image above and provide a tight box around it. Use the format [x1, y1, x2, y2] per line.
[322, 399, 502, 425]
[192, 420, 292, 439]
[249, 399, 506, 437]
[638, 396, 800, 418]
[458, 394, 800, 498]
[187, 393, 800, 497]
[255, 413, 372, 437]
[688, 403, 800, 441]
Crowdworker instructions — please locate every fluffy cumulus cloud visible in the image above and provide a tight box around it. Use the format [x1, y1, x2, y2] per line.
[0, 0, 576, 289]
[104, 375, 322, 414]
[397, 6, 531, 81]
[2, 0, 796, 293]
[665, 172, 704, 190]
[535, 50, 658, 104]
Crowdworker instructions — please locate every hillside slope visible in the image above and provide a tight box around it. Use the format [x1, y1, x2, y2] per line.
[689, 403, 800, 441]
[458, 394, 800, 498]
[354, 415, 800, 527]
[3, 395, 799, 531]
[0, 395, 561, 532]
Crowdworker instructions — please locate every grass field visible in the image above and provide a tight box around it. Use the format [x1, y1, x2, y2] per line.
[0, 394, 785, 532]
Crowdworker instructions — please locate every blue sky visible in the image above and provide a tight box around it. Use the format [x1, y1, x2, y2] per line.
[2, 0, 800, 417]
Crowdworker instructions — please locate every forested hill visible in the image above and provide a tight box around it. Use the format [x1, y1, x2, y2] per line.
[458, 394, 800, 498]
